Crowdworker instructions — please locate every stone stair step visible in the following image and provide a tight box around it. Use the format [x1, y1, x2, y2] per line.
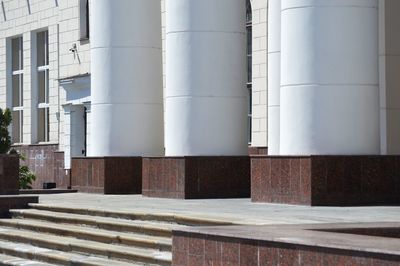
[29, 204, 234, 226]
[0, 218, 171, 251]
[0, 227, 171, 265]
[0, 239, 145, 266]
[10, 209, 179, 237]
[0, 253, 54, 266]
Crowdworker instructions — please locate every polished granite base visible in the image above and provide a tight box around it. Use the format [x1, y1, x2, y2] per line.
[142, 156, 250, 199]
[71, 157, 142, 194]
[0, 195, 38, 217]
[251, 155, 400, 206]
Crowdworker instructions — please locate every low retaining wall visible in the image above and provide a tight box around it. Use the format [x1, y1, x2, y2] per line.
[173, 223, 400, 265]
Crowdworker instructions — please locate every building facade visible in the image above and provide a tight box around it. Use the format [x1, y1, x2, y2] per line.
[0, 0, 398, 189]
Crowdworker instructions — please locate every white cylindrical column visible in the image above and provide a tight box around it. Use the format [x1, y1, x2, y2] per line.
[90, 0, 163, 156]
[165, 0, 248, 156]
[280, 0, 380, 155]
[267, 0, 281, 155]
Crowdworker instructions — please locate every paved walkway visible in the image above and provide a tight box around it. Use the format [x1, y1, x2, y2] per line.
[34, 193, 400, 225]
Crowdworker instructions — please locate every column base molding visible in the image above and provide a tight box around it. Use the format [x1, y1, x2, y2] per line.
[142, 156, 250, 199]
[251, 155, 400, 206]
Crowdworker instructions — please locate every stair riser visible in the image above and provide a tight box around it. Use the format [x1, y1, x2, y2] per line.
[0, 232, 171, 265]
[0, 221, 171, 252]
[11, 212, 172, 238]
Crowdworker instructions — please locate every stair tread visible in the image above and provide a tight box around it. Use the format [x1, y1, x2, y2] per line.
[0, 226, 172, 263]
[0, 218, 172, 247]
[10, 209, 185, 236]
[0, 252, 54, 266]
[0, 239, 144, 266]
[29, 204, 234, 226]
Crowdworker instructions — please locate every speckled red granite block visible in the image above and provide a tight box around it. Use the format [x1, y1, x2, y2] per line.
[172, 231, 400, 266]
[14, 144, 67, 189]
[142, 156, 250, 199]
[0, 155, 19, 195]
[251, 155, 400, 206]
[71, 157, 142, 194]
[248, 146, 268, 155]
[0, 195, 38, 217]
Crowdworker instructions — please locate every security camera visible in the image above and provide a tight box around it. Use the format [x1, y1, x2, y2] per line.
[69, 43, 77, 53]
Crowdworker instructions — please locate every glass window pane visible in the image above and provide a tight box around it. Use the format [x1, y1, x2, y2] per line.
[46, 108, 50, 142]
[12, 75, 20, 107]
[20, 75, 23, 106]
[248, 116, 252, 143]
[246, 1, 252, 23]
[38, 70, 48, 104]
[38, 108, 45, 142]
[12, 110, 22, 143]
[38, 108, 49, 142]
[248, 88, 252, 114]
[86, 0, 90, 38]
[12, 37, 22, 71]
[247, 27, 252, 53]
[247, 56, 252, 83]
[37, 31, 48, 67]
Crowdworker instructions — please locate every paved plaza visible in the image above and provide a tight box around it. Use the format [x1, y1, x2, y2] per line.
[36, 193, 400, 225]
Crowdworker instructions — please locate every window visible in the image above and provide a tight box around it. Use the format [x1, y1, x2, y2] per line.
[246, 0, 252, 144]
[11, 37, 23, 143]
[79, 0, 89, 40]
[37, 31, 50, 142]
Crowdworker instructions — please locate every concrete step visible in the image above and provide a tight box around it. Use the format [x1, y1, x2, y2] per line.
[29, 204, 234, 226]
[0, 227, 171, 265]
[10, 209, 179, 237]
[0, 239, 146, 266]
[0, 253, 54, 266]
[0, 218, 171, 251]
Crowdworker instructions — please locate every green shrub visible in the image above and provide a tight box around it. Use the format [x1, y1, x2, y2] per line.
[0, 108, 37, 189]
[14, 152, 36, 189]
[0, 108, 12, 154]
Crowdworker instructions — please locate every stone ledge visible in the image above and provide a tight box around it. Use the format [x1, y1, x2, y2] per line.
[142, 156, 250, 199]
[251, 155, 400, 206]
[19, 189, 77, 194]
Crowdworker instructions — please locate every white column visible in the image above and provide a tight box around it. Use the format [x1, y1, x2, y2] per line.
[89, 0, 163, 157]
[267, 0, 281, 155]
[62, 104, 72, 169]
[165, 0, 248, 156]
[280, 0, 380, 155]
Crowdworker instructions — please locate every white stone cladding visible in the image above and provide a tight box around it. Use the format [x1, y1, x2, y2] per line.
[249, 0, 268, 148]
[280, 0, 380, 155]
[267, 0, 280, 154]
[164, 0, 248, 156]
[161, 0, 268, 149]
[90, 0, 163, 157]
[0, 0, 90, 148]
[0, 0, 398, 161]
